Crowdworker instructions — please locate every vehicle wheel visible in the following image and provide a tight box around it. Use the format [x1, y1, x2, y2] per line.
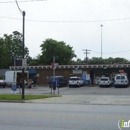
[3, 86, 5, 88]
[99, 85, 102, 88]
[69, 85, 71, 88]
[115, 85, 118, 88]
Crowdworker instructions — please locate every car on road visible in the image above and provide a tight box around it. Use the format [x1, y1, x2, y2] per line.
[0, 79, 7, 88]
[68, 76, 84, 87]
[99, 77, 113, 87]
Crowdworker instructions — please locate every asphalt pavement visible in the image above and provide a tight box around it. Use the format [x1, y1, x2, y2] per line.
[1, 103, 128, 130]
[1, 85, 130, 105]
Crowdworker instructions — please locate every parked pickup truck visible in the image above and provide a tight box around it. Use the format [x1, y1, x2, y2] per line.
[68, 76, 84, 87]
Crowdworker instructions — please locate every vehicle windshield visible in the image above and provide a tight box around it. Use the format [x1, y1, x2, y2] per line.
[121, 76, 125, 79]
[100, 78, 108, 81]
[69, 78, 79, 80]
[116, 76, 125, 80]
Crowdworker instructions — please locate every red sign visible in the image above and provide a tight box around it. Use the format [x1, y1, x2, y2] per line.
[51, 62, 54, 67]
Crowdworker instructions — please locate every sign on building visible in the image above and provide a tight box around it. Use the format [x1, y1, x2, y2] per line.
[73, 69, 82, 74]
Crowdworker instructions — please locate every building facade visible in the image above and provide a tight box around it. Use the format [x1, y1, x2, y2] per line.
[9, 64, 130, 85]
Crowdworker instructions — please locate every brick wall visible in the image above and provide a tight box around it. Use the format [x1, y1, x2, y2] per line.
[37, 68, 91, 85]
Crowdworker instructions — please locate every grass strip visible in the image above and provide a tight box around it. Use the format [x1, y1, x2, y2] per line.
[0, 94, 60, 100]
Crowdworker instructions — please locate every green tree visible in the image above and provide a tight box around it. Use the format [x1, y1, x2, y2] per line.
[0, 31, 29, 68]
[88, 57, 104, 64]
[39, 39, 76, 65]
[29, 55, 41, 65]
[87, 57, 130, 64]
[4, 31, 29, 59]
[0, 37, 10, 68]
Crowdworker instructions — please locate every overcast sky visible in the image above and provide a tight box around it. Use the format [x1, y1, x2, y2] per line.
[0, 0, 130, 61]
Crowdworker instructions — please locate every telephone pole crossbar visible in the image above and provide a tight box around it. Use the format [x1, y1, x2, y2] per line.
[82, 49, 91, 64]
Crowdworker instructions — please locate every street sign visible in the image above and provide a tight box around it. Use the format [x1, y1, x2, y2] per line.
[22, 59, 27, 68]
[54, 63, 59, 66]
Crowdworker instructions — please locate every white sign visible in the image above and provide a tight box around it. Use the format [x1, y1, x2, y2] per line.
[22, 59, 27, 68]
[83, 71, 87, 74]
[54, 63, 59, 66]
[73, 69, 82, 74]
[119, 70, 124, 72]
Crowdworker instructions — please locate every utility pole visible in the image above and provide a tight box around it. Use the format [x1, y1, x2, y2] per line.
[82, 49, 91, 64]
[100, 24, 103, 58]
[22, 11, 26, 99]
[15, 0, 26, 99]
[51, 56, 55, 94]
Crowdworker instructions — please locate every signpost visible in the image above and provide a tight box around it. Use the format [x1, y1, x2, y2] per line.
[22, 58, 27, 99]
[22, 58, 27, 69]
[51, 57, 59, 95]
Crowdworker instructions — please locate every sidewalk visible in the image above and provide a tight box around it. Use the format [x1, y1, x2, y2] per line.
[25, 95, 130, 105]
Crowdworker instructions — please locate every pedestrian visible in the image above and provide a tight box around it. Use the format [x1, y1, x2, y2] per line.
[33, 76, 37, 89]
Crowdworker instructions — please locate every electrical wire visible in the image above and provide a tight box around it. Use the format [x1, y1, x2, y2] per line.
[15, 0, 22, 14]
[0, 15, 130, 23]
[26, 17, 130, 23]
[0, 0, 46, 3]
[0, 16, 21, 20]
[91, 50, 130, 54]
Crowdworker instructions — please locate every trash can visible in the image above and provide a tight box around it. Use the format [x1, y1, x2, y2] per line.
[11, 82, 17, 93]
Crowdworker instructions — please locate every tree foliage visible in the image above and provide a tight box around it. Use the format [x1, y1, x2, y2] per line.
[4, 31, 29, 58]
[0, 31, 29, 68]
[88, 57, 129, 64]
[72, 57, 130, 64]
[29, 55, 41, 65]
[39, 39, 76, 65]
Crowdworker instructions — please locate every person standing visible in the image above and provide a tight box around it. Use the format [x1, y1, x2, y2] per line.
[33, 76, 37, 89]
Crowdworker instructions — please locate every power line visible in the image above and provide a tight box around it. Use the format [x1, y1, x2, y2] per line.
[91, 50, 130, 54]
[0, 15, 130, 23]
[15, 0, 22, 14]
[0, 0, 46, 3]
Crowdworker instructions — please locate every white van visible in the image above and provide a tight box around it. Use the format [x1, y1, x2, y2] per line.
[114, 74, 129, 87]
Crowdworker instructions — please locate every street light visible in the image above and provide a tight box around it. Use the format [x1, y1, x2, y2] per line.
[100, 24, 103, 58]
[15, 0, 26, 99]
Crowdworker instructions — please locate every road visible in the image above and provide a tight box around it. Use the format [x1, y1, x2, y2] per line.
[0, 102, 129, 130]
[0, 86, 130, 130]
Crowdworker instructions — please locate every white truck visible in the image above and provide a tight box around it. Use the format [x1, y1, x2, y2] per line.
[4, 70, 29, 87]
